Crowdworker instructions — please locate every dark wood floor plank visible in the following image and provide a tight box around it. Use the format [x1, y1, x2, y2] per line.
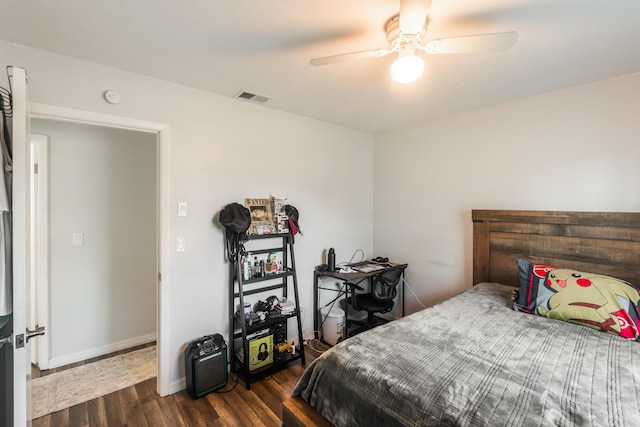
[114, 384, 139, 419]
[272, 368, 300, 396]
[141, 399, 171, 427]
[118, 385, 148, 427]
[155, 392, 189, 427]
[232, 384, 282, 426]
[286, 363, 307, 377]
[102, 391, 125, 426]
[264, 374, 291, 402]
[204, 393, 247, 427]
[68, 401, 89, 427]
[176, 393, 222, 427]
[86, 397, 109, 427]
[122, 401, 148, 427]
[32, 415, 51, 427]
[156, 390, 189, 427]
[156, 402, 188, 427]
[134, 378, 157, 405]
[48, 410, 69, 427]
[170, 389, 191, 404]
[250, 378, 288, 421]
[205, 388, 262, 427]
[225, 387, 281, 426]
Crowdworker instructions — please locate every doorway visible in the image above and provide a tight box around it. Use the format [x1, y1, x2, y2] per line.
[29, 103, 171, 399]
[30, 120, 157, 371]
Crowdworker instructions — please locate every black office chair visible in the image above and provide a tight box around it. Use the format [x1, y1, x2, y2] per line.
[348, 265, 404, 335]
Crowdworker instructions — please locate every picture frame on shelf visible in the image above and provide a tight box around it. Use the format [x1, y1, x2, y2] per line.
[271, 195, 289, 234]
[244, 198, 276, 235]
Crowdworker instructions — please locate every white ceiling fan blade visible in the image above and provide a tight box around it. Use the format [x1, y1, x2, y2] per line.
[310, 48, 392, 66]
[399, 0, 432, 35]
[424, 31, 518, 54]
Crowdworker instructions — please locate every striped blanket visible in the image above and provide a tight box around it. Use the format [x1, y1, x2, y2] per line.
[293, 282, 640, 426]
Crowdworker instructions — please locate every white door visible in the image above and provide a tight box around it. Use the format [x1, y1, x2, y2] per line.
[12, 66, 35, 426]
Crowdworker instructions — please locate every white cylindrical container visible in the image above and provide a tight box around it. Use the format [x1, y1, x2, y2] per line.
[320, 306, 345, 346]
[242, 256, 249, 280]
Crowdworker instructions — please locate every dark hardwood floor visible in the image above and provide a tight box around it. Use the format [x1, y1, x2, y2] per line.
[31, 341, 328, 427]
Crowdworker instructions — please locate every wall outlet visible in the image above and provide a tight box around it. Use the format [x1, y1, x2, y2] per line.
[72, 233, 84, 246]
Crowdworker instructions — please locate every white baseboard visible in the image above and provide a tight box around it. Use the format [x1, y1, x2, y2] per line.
[47, 332, 157, 369]
[170, 377, 187, 395]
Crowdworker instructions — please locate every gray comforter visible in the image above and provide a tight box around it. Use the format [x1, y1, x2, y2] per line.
[292, 282, 640, 426]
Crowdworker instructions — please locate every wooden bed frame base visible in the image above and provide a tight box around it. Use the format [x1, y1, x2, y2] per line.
[282, 209, 640, 427]
[282, 397, 334, 427]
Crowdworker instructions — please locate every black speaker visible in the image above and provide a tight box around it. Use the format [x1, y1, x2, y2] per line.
[185, 334, 228, 398]
[271, 321, 288, 361]
[271, 321, 286, 345]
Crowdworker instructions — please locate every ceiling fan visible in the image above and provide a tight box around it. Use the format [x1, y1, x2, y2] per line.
[310, 0, 518, 84]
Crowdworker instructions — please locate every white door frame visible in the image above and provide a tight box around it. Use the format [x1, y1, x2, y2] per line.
[29, 134, 49, 370]
[29, 103, 172, 397]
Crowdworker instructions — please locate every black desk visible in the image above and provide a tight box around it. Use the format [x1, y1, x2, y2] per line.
[313, 262, 408, 340]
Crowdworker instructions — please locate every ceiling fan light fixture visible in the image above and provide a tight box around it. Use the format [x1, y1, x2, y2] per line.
[390, 53, 424, 84]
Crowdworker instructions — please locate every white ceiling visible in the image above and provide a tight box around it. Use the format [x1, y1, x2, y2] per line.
[1, 0, 639, 134]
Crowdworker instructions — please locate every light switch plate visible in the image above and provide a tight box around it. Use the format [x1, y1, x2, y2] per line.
[176, 237, 186, 252]
[72, 233, 84, 246]
[178, 202, 187, 217]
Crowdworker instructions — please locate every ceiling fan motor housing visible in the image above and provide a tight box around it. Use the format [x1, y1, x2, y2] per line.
[385, 14, 425, 53]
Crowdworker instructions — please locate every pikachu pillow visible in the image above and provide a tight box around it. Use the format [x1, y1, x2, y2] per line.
[513, 259, 640, 341]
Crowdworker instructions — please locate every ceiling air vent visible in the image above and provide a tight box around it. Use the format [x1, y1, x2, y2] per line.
[234, 90, 271, 104]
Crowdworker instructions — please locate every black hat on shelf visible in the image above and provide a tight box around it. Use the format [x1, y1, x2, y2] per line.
[219, 202, 251, 234]
[217, 202, 251, 262]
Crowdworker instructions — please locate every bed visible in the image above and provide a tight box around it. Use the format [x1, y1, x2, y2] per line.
[283, 210, 640, 427]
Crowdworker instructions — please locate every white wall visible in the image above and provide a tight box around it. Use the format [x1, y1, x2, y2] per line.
[374, 73, 640, 314]
[31, 119, 157, 366]
[0, 40, 374, 390]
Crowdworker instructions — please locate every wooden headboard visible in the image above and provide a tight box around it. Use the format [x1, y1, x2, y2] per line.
[472, 210, 640, 287]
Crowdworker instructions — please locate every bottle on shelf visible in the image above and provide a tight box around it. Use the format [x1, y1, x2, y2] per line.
[243, 254, 252, 280]
[328, 248, 336, 272]
[247, 253, 252, 279]
[266, 253, 272, 274]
